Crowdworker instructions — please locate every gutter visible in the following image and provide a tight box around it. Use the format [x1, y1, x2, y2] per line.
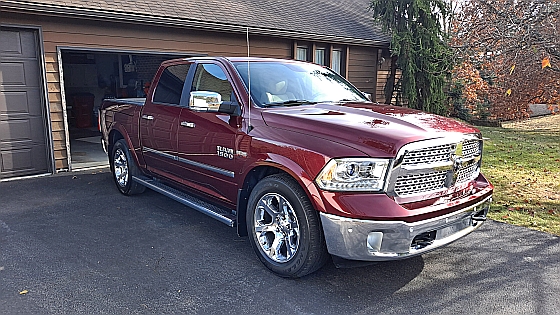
[0, 0, 390, 47]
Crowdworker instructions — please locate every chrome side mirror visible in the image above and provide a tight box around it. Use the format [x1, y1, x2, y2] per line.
[190, 91, 222, 112]
[362, 92, 372, 101]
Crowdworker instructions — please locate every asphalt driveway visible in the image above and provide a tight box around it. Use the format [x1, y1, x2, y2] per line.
[1, 170, 559, 314]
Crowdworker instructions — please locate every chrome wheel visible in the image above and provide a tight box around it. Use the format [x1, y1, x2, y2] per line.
[113, 147, 129, 187]
[253, 192, 300, 263]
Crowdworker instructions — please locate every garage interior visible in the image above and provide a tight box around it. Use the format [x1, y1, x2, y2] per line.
[60, 49, 183, 170]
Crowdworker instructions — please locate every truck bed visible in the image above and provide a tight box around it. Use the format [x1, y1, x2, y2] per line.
[104, 98, 146, 106]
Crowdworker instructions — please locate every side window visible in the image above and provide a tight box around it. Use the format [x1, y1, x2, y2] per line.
[152, 64, 191, 105]
[192, 64, 234, 102]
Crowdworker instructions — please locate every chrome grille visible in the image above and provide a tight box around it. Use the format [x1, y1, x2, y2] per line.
[391, 138, 482, 198]
[462, 140, 480, 159]
[394, 171, 447, 196]
[402, 144, 453, 166]
[456, 162, 479, 184]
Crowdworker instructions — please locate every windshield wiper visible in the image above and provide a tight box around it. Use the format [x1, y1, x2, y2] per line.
[262, 100, 318, 107]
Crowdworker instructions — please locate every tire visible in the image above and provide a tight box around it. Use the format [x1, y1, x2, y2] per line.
[246, 174, 329, 278]
[111, 139, 145, 195]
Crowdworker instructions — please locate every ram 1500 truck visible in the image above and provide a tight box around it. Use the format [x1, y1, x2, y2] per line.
[99, 57, 493, 278]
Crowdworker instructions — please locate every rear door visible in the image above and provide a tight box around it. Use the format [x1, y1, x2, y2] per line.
[139, 62, 191, 177]
[0, 27, 51, 179]
[175, 62, 240, 204]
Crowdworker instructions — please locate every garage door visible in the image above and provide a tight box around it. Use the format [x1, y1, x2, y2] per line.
[0, 27, 50, 179]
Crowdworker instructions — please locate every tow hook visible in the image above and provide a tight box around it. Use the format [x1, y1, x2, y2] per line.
[471, 197, 492, 223]
[471, 209, 487, 222]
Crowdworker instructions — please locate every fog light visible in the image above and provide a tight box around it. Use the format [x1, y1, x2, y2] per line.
[367, 232, 383, 253]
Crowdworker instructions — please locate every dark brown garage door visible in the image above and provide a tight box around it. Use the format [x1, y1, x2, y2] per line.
[0, 27, 50, 179]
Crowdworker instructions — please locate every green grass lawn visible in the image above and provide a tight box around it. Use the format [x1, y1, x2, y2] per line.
[478, 115, 560, 235]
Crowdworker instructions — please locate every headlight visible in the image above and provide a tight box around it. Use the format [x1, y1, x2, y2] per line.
[315, 158, 390, 192]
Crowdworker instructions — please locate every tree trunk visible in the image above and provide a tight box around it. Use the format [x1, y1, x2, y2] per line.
[384, 56, 398, 104]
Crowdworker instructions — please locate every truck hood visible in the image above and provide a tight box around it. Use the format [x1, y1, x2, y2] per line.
[260, 102, 480, 157]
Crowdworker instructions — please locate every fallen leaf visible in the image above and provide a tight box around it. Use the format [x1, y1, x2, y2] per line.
[510, 64, 515, 75]
[502, 215, 509, 219]
[505, 89, 512, 96]
[542, 57, 551, 69]
[19, 290, 28, 295]
[548, 210, 556, 215]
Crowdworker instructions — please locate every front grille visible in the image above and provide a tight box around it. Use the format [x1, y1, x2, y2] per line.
[462, 140, 480, 159]
[402, 144, 453, 166]
[394, 171, 447, 196]
[392, 138, 482, 197]
[456, 161, 479, 184]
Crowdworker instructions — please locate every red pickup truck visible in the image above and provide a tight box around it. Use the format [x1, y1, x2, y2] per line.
[99, 57, 493, 277]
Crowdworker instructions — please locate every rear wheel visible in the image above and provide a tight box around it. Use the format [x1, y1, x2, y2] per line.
[111, 139, 145, 195]
[246, 174, 329, 278]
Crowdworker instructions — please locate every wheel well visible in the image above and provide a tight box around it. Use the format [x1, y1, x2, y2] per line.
[107, 130, 124, 153]
[236, 166, 285, 237]
[107, 130, 124, 167]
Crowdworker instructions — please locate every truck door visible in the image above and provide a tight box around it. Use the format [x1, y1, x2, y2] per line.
[139, 62, 191, 177]
[175, 62, 240, 205]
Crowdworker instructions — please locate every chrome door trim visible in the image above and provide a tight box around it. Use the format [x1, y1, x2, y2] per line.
[176, 156, 235, 178]
[142, 147, 235, 178]
[143, 146, 176, 160]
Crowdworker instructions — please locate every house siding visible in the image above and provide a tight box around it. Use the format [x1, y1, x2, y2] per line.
[3, 11, 385, 172]
[347, 46, 377, 97]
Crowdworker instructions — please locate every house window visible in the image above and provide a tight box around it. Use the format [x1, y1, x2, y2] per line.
[293, 42, 346, 77]
[331, 49, 343, 74]
[315, 48, 326, 66]
[296, 46, 309, 61]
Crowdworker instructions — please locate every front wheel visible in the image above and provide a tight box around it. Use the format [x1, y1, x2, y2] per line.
[246, 174, 329, 278]
[111, 139, 145, 195]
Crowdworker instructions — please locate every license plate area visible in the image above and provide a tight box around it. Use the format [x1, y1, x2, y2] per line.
[436, 215, 473, 240]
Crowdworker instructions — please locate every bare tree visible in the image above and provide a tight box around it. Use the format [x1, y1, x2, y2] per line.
[452, 0, 560, 120]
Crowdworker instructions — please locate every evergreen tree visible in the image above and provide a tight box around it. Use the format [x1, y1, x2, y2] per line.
[370, 0, 453, 115]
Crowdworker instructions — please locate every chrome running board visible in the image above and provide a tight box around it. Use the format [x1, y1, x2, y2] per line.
[132, 176, 236, 227]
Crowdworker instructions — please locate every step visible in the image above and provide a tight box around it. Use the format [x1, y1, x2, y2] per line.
[132, 176, 236, 227]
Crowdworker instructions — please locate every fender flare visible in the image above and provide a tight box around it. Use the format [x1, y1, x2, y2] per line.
[236, 154, 327, 236]
[107, 122, 145, 169]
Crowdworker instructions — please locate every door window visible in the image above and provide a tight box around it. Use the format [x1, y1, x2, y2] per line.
[191, 64, 233, 102]
[152, 64, 191, 105]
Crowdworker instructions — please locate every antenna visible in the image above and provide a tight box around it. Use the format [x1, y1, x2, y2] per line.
[246, 27, 254, 133]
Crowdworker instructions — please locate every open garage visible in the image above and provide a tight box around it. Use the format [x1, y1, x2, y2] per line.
[59, 49, 186, 169]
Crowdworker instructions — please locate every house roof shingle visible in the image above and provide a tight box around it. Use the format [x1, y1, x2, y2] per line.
[1, 0, 390, 45]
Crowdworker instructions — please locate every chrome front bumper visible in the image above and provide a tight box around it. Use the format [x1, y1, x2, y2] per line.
[320, 196, 492, 261]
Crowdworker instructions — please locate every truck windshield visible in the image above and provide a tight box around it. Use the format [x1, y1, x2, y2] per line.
[233, 61, 369, 107]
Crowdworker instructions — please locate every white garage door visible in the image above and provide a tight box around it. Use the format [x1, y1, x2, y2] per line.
[0, 27, 50, 179]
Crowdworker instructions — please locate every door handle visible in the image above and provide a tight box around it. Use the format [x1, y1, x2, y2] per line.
[142, 115, 154, 120]
[180, 121, 195, 128]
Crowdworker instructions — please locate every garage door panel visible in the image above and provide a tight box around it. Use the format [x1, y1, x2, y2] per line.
[0, 61, 41, 87]
[0, 145, 48, 176]
[0, 29, 37, 59]
[0, 116, 46, 143]
[0, 90, 43, 116]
